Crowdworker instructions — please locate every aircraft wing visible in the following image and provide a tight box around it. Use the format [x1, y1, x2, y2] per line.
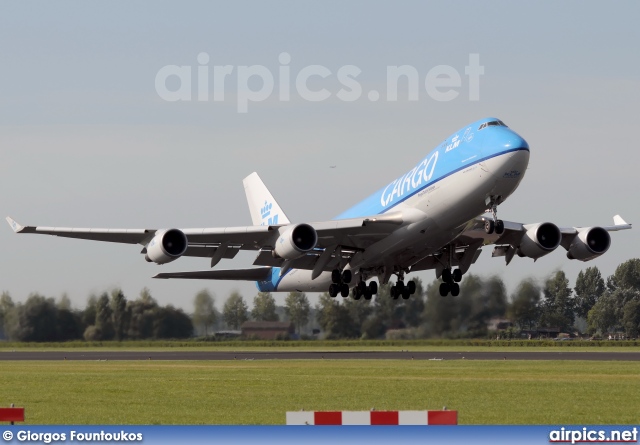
[455, 214, 632, 265]
[6, 217, 153, 244]
[5, 213, 403, 263]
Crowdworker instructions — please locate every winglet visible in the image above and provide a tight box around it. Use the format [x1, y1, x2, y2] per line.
[6, 217, 24, 233]
[613, 215, 630, 226]
[603, 215, 632, 232]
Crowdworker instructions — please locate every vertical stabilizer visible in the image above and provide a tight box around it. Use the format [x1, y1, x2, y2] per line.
[243, 172, 291, 226]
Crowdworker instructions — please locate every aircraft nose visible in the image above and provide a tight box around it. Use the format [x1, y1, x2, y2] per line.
[489, 131, 530, 180]
[501, 131, 529, 151]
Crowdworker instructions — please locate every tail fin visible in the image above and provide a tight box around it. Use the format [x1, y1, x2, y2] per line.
[243, 172, 291, 226]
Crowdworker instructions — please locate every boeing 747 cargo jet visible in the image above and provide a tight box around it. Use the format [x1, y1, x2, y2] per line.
[6, 118, 632, 299]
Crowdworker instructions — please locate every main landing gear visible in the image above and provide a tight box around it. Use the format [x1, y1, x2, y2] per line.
[352, 280, 377, 301]
[328, 269, 351, 298]
[390, 271, 417, 300]
[328, 268, 378, 300]
[439, 267, 462, 297]
[484, 196, 505, 235]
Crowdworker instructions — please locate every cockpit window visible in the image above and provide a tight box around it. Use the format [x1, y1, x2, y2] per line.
[478, 120, 507, 130]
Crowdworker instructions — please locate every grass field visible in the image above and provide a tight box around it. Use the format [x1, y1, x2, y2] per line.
[2, 339, 640, 353]
[2, 360, 639, 425]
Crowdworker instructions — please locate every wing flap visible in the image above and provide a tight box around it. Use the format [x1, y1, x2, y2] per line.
[154, 267, 272, 281]
[182, 245, 240, 260]
[409, 248, 482, 272]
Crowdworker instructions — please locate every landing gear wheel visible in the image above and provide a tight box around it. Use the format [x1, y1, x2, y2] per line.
[390, 286, 399, 300]
[329, 284, 338, 298]
[342, 270, 352, 284]
[401, 289, 411, 300]
[407, 280, 416, 295]
[357, 281, 367, 294]
[495, 219, 505, 235]
[340, 284, 349, 298]
[331, 269, 341, 284]
[368, 281, 378, 295]
[439, 282, 450, 297]
[450, 283, 460, 297]
[442, 269, 452, 283]
[396, 280, 405, 293]
[353, 288, 361, 300]
[484, 220, 495, 234]
[364, 289, 373, 300]
[453, 269, 462, 283]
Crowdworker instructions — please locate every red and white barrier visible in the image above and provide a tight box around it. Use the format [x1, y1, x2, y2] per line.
[286, 410, 457, 425]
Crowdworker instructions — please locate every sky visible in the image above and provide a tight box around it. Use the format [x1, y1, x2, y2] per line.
[1, 1, 639, 313]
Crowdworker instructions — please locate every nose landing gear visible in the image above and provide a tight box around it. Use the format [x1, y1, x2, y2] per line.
[484, 196, 505, 235]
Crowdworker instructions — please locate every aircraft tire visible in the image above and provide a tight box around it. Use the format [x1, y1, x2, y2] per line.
[353, 289, 361, 300]
[342, 270, 352, 284]
[340, 284, 349, 298]
[453, 269, 462, 283]
[401, 289, 411, 300]
[329, 284, 338, 298]
[442, 269, 452, 283]
[369, 281, 378, 295]
[407, 280, 416, 294]
[331, 269, 341, 284]
[451, 283, 460, 297]
[495, 220, 505, 235]
[484, 220, 495, 234]
[390, 286, 399, 300]
[364, 289, 373, 300]
[439, 282, 450, 297]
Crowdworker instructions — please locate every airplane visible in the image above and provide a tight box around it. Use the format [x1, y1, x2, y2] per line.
[6, 117, 632, 300]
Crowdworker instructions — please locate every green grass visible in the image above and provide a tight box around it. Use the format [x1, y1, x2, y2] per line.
[2, 360, 639, 424]
[2, 339, 640, 352]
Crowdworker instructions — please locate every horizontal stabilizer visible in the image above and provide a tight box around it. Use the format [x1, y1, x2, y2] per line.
[154, 267, 272, 281]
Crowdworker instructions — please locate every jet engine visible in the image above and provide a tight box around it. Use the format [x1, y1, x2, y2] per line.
[144, 229, 188, 264]
[273, 223, 318, 260]
[517, 222, 561, 260]
[566, 227, 611, 261]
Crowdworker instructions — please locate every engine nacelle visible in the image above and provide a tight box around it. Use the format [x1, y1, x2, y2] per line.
[566, 227, 611, 261]
[517, 222, 561, 260]
[273, 223, 318, 260]
[144, 229, 188, 264]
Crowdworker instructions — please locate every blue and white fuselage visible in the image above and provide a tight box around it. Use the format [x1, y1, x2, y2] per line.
[258, 117, 530, 292]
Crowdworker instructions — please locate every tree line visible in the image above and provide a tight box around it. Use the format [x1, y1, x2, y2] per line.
[0, 288, 192, 342]
[314, 259, 640, 339]
[1, 258, 639, 342]
[0, 285, 314, 342]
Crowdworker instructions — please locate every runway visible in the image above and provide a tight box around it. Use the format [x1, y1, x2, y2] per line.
[1, 350, 639, 361]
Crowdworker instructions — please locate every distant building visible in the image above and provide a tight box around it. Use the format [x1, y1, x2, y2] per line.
[536, 327, 561, 339]
[487, 317, 513, 331]
[241, 321, 294, 340]
[214, 330, 242, 339]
